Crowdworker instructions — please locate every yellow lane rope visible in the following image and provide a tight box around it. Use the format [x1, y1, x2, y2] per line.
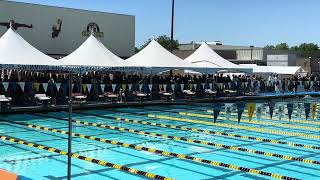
[148, 114, 320, 140]
[23, 123, 301, 179]
[25, 123, 320, 167]
[76, 112, 320, 151]
[0, 135, 172, 180]
[178, 112, 320, 131]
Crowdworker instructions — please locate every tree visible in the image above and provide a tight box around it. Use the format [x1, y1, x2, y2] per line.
[139, 35, 179, 51]
[290, 45, 299, 51]
[297, 43, 319, 57]
[264, 45, 275, 50]
[275, 43, 289, 50]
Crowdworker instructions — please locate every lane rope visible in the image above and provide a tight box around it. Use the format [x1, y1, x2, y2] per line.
[178, 112, 320, 131]
[75, 112, 320, 151]
[0, 134, 171, 180]
[18, 121, 301, 179]
[147, 114, 320, 140]
[23, 122, 320, 166]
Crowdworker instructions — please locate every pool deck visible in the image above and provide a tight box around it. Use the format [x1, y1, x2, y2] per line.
[1, 92, 319, 114]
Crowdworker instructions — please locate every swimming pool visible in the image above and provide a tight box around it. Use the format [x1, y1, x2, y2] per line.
[0, 101, 319, 179]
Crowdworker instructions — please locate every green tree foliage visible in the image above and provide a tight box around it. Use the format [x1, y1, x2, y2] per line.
[297, 43, 319, 57]
[264, 45, 275, 50]
[139, 35, 179, 51]
[265, 43, 320, 57]
[275, 43, 289, 50]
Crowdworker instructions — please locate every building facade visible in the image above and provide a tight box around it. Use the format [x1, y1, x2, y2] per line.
[0, 1, 135, 58]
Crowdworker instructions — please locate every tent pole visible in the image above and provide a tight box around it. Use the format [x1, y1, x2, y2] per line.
[67, 71, 73, 180]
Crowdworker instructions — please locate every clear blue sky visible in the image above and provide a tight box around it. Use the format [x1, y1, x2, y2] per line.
[12, 0, 320, 47]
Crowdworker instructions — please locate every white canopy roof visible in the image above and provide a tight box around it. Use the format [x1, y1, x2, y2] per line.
[58, 35, 128, 67]
[240, 64, 301, 75]
[185, 42, 239, 67]
[125, 40, 222, 73]
[0, 28, 59, 69]
[184, 42, 252, 73]
[126, 40, 193, 68]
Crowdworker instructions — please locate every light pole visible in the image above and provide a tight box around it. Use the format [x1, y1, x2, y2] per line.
[170, 0, 175, 52]
[250, 45, 254, 61]
[67, 71, 73, 180]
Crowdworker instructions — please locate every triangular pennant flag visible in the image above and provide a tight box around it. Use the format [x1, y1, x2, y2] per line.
[171, 84, 175, 91]
[181, 84, 185, 90]
[42, 83, 48, 92]
[256, 104, 262, 119]
[158, 84, 162, 91]
[87, 84, 93, 93]
[72, 84, 75, 89]
[236, 102, 246, 123]
[139, 84, 143, 91]
[122, 84, 127, 92]
[100, 84, 105, 92]
[128, 84, 133, 91]
[2, 82, 9, 92]
[163, 84, 167, 92]
[225, 103, 233, 120]
[201, 83, 205, 88]
[111, 84, 116, 92]
[287, 103, 294, 120]
[82, 84, 87, 93]
[268, 102, 276, 119]
[209, 83, 213, 90]
[304, 103, 311, 120]
[18, 82, 25, 91]
[312, 103, 317, 119]
[56, 83, 61, 91]
[148, 84, 152, 91]
[34, 83, 40, 92]
[193, 84, 197, 90]
[247, 103, 256, 121]
[213, 103, 222, 123]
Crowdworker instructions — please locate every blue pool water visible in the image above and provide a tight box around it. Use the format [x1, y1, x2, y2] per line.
[0, 101, 320, 180]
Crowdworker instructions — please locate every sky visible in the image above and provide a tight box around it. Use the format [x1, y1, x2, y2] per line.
[11, 0, 320, 48]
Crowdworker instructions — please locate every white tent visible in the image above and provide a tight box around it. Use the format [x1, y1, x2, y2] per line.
[125, 40, 219, 73]
[58, 34, 139, 72]
[184, 42, 252, 73]
[0, 28, 60, 70]
[240, 64, 301, 75]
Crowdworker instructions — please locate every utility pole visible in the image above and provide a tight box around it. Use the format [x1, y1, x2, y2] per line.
[170, 0, 175, 52]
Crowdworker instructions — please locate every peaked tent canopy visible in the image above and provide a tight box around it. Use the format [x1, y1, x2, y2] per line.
[0, 28, 60, 70]
[240, 64, 301, 75]
[184, 42, 252, 73]
[125, 40, 220, 73]
[58, 35, 140, 72]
